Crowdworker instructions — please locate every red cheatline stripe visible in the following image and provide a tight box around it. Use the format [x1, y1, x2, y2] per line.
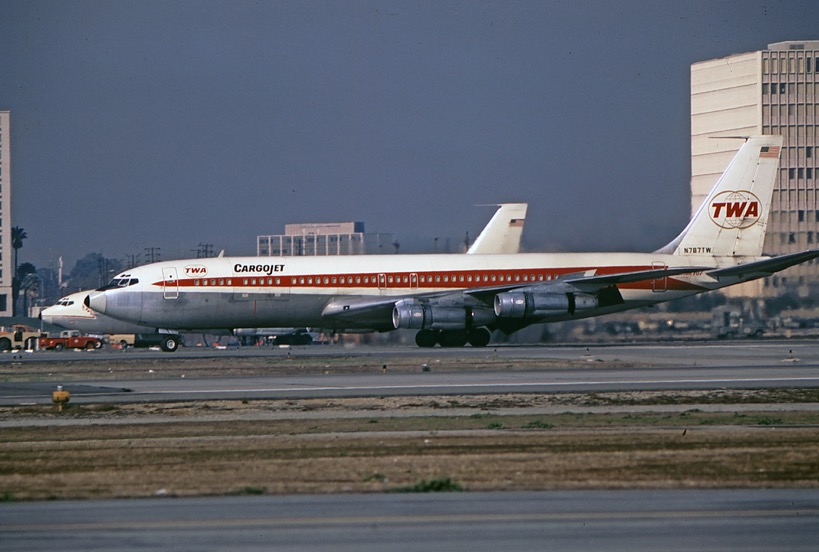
[150, 266, 705, 292]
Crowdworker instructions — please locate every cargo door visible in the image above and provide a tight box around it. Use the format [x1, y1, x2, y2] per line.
[652, 261, 667, 293]
[162, 267, 179, 299]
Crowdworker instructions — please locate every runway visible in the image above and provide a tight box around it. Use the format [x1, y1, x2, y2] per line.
[4, 341, 819, 548]
[3, 489, 819, 551]
[2, 340, 819, 405]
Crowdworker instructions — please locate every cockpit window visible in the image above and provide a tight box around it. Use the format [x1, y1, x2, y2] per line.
[56, 298, 74, 306]
[97, 278, 139, 291]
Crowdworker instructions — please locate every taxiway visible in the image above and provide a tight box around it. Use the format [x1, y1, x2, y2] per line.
[1, 340, 818, 405]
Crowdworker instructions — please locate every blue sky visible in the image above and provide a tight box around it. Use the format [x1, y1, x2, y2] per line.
[2, 0, 819, 270]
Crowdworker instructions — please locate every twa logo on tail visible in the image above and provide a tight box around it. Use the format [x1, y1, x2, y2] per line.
[708, 190, 761, 229]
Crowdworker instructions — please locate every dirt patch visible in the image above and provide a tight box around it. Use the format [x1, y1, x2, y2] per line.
[2, 394, 819, 500]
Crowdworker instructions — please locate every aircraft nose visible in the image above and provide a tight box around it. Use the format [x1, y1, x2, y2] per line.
[85, 291, 107, 314]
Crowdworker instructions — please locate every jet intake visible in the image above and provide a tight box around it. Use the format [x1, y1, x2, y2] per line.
[392, 300, 495, 330]
[494, 291, 598, 318]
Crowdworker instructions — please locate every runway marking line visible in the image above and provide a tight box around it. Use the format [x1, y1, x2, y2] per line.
[6, 508, 819, 532]
[98, 376, 819, 396]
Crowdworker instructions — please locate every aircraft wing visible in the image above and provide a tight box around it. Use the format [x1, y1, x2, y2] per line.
[321, 296, 413, 331]
[565, 266, 714, 292]
[320, 264, 714, 331]
[459, 265, 713, 301]
[707, 249, 819, 281]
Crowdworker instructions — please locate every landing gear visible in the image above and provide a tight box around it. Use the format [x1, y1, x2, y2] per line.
[413, 328, 491, 348]
[159, 335, 181, 352]
[438, 330, 468, 348]
[415, 329, 438, 348]
[468, 327, 491, 348]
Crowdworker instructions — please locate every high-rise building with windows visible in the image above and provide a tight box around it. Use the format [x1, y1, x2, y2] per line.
[0, 112, 12, 315]
[690, 41, 819, 297]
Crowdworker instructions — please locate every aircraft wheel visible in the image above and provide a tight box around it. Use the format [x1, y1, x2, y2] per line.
[438, 330, 468, 348]
[415, 329, 438, 348]
[160, 335, 180, 352]
[468, 328, 491, 347]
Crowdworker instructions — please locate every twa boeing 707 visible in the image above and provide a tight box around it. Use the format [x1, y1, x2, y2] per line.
[87, 136, 819, 350]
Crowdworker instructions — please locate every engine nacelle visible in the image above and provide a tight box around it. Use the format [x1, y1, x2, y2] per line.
[392, 300, 495, 330]
[494, 291, 598, 319]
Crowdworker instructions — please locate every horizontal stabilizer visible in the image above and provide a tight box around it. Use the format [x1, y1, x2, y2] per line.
[707, 249, 819, 280]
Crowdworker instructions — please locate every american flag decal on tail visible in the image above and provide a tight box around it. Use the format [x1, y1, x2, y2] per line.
[760, 146, 780, 158]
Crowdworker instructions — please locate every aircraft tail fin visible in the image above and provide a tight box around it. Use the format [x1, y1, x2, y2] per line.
[467, 203, 528, 254]
[657, 135, 783, 258]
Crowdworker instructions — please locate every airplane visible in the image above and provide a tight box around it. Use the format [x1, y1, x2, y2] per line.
[86, 135, 819, 350]
[41, 291, 157, 335]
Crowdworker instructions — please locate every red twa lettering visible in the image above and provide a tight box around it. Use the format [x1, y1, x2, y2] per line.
[711, 201, 758, 218]
[725, 202, 747, 217]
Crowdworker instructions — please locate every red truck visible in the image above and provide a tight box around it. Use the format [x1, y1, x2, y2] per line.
[39, 330, 103, 351]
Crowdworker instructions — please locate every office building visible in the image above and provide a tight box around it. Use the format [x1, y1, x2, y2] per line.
[257, 221, 396, 256]
[691, 40, 819, 297]
[0, 112, 12, 314]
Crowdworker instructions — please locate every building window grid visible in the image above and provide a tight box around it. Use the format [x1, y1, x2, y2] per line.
[761, 49, 819, 263]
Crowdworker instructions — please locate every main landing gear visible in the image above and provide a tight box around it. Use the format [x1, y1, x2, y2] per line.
[414, 327, 491, 348]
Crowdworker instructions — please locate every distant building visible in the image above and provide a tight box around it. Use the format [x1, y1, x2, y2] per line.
[0, 112, 12, 314]
[691, 40, 819, 298]
[257, 221, 396, 256]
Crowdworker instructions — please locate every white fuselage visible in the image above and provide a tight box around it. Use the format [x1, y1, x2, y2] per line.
[87, 251, 737, 332]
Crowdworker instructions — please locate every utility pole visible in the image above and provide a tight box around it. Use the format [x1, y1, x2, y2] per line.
[193, 243, 214, 259]
[97, 256, 109, 288]
[144, 247, 161, 264]
[125, 253, 140, 269]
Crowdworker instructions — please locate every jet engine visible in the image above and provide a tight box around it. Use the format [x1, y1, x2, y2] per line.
[493, 291, 598, 318]
[392, 300, 495, 330]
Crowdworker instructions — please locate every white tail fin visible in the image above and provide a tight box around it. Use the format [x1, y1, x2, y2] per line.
[467, 203, 528, 254]
[658, 135, 783, 258]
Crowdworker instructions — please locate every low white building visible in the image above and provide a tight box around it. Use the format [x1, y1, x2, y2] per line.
[258, 221, 396, 256]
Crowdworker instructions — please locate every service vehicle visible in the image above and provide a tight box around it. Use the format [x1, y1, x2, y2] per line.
[0, 325, 41, 352]
[106, 333, 182, 351]
[39, 330, 103, 351]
